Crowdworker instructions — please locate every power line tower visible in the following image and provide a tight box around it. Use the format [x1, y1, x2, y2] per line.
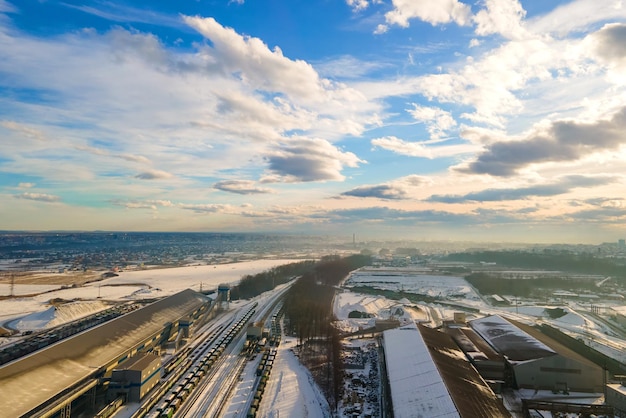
[9, 273, 15, 298]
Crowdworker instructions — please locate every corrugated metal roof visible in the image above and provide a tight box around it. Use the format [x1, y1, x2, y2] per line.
[383, 328, 460, 418]
[116, 353, 160, 372]
[445, 327, 504, 362]
[0, 289, 208, 417]
[508, 319, 601, 370]
[418, 325, 511, 418]
[470, 315, 556, 362]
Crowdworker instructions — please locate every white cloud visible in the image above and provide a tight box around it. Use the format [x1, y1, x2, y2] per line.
[213, 180, 274, 195]
[374, 24, 389, 35]
[346, 0, 370, 12]
[586, 23, 626, 84]
[473, 0, 528, 40]
[383, 0, 472, 28]
[407, 104, 457, 139]
[110, 199, 174, 210]
[1, 120, 46, 141]
[341, 174, 431, 200]
[371, 135, 479, 159]
[183, 16, 329, 104]
[135, 169, 174, 180]
[178, 203, 233, 213]
[527, 0, 626, 37]
[262, 137, 364, 182]
[14, 192, 61, 202]
[18, 182, 35, 189]
[0, 0, 16, 13]
[456, 106, 626, 176]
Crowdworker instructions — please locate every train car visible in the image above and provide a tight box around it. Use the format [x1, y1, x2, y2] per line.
[171, 384, 183, 398]
[247, 407, 257, 418]
[159, 407, 174, 418]
[155, 401, 169, 412]
[94, 396, 125, 418]
[254, 390, 263, 400]
[170, 398, 181, 411]
[164, 392, 176, 403]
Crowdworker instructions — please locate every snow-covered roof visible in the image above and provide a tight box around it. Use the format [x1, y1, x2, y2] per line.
[382, 328, 460, 418]
[470, 315, 556, 362]
[418, 325, 511, 418]
[0, 289, 209, 417]
[612, 306, 626, 315]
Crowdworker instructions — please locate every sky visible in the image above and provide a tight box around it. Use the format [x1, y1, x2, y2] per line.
[1, 0, 626, 243]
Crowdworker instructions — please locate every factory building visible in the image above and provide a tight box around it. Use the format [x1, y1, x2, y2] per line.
[108, 353, 161, 402]
[0, 289, 211, 418]
[382, 326, 511, 418]
[470, 315, 604, 393]
[606, 383, 626, 417]
[444, 326, 506, 392]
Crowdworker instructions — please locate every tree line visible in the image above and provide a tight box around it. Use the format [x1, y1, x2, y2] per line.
[282, 254, 371, 410]
[229, 260, 316, 300]
[444, 250, 626, 278]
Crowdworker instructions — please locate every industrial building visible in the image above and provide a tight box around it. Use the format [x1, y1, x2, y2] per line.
[0, 289, 211, 417]
[382, 326, 511, 418]
[606, 383, 626, 417]
[108, 353, 161, 402]
[443, 326, 506, 391]
[470, 315, 604, 393]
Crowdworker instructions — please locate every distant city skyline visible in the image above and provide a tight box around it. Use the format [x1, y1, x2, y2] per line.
[1, 0, 626, 243]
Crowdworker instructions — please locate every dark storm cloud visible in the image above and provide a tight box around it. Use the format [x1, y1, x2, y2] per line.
[428, 175, 616, 203]
[458, 107, 626, 176]
[341, 184, 409, 200]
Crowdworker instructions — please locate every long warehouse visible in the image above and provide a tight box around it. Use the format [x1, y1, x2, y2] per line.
[0, 289, 210, 417]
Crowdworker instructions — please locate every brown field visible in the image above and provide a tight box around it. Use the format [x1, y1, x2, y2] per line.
[0, 270, 105, 286]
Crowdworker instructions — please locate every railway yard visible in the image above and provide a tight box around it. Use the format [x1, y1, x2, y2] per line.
[0, 280, 295, 418]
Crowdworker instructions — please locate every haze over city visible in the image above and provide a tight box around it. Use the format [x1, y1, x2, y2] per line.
[2, 0, 626, 243]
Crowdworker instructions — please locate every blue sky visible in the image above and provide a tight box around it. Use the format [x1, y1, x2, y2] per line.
[1, 0, 626, 243]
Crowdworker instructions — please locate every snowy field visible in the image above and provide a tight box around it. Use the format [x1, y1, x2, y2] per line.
[1, 258, 333, 418]
[255, 337, 331, 418]
[3, 261, 626, 417]
[345, 267, 483, 304]
[0, 259, 298, 329]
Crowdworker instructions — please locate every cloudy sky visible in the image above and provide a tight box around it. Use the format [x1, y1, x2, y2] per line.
[1, 0, 626, 243]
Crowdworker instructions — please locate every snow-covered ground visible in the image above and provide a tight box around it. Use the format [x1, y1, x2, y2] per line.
[0, 258, 334, 418]
[3, 262, 626, 417]
[0, 259, 298, 328]
[255, 336, 331, 418]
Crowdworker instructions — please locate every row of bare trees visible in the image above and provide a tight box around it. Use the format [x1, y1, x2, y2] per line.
[229, 260, 316, 300]
[282, 254, 371, 410]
